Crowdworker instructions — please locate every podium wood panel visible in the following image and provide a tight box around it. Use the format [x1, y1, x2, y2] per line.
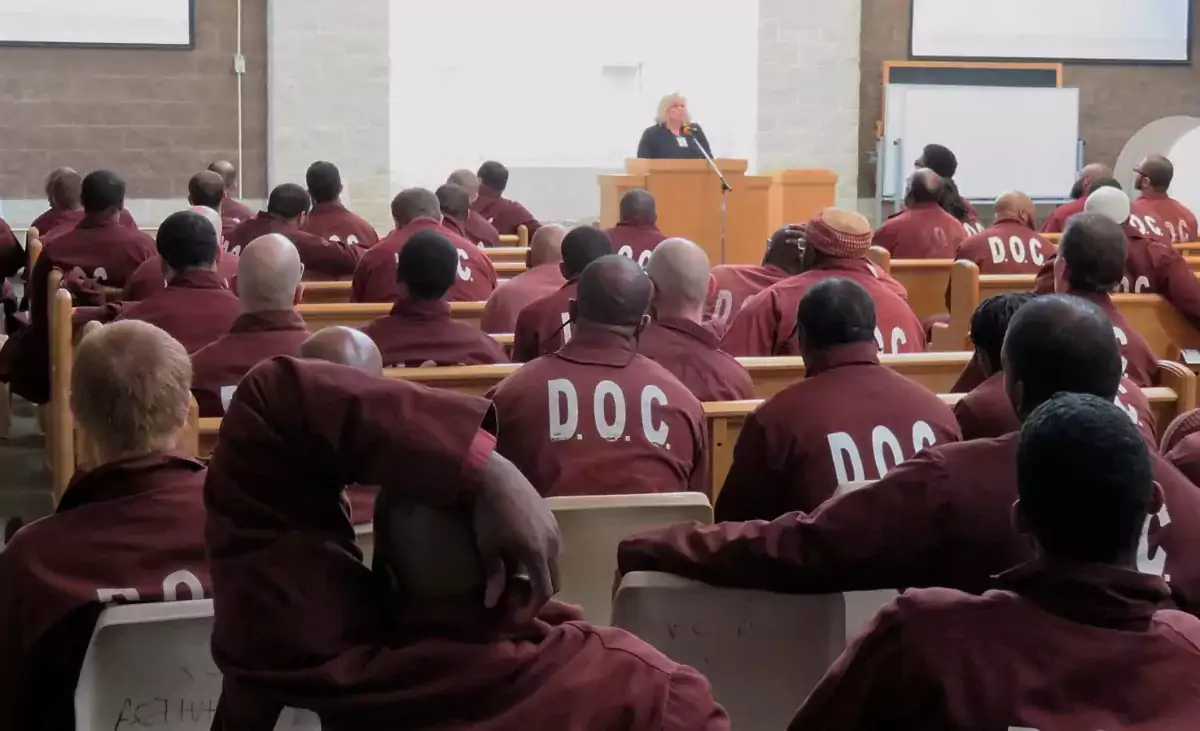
[768, 169, 838, 230]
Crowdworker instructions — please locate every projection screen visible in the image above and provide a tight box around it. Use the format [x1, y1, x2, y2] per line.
[911, 0, 1192, 63]
[0, 0, 193, 47]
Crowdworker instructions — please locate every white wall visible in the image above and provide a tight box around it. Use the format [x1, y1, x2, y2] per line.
[388, 0, 759, 222]
[257, 0, 862, 224]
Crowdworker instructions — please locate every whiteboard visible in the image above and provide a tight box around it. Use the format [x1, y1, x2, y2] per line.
[911, 0, 1191, 63]
[883, 85, 1079, 201]
[0, 0, 192, 47]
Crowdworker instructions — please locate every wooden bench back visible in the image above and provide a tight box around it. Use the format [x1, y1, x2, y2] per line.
[296, 301, 487, 330]
[498, 225, 530, 248]
[861, 247, 953, 321]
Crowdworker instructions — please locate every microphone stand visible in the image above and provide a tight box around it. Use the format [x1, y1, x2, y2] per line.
[689, 128, 732, 264]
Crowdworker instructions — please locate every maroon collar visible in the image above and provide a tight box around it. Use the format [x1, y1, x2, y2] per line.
[614, 221, 664, 234]
[803, 341, 880, 377]
[76, 213, 121, 231]
[1065, 289, 1116, 311]
[651, 316, 719, 348]
[905, 201, 942, 213]
[390, 297, 452, 321]
[168, 269, 230, 290]
[555, 327, 640, 367]
[230, 310, 306, 334]
[1138, 190, 1170, 201]
[310, 200, 348, 215]
[442, 217, 469, 239]
[58, 451, 206, 513]
[254, 211, 297, 230]
[993, 215, 1034, 229]
[997, 559, 1171, 631]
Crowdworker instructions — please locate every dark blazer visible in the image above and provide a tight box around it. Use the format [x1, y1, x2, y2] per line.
[637, 123, 713, 160]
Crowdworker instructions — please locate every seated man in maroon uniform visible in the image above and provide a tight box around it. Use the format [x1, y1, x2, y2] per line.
[123, 206, 240, 301]
[31, 167, 138, 239]
[302, 160, 379, 249]
[512, 226, 612, 361]
[641, 237, 753, 401]
[872, 168, 966, 259]
[721, 208, 920, 357]
[226, 183, 362, 280]
[107, 210, 242, 353]
[354, 187, 497, 303]
[716, 278, 959, 522]
[915, 143, 981, 234]
[0, 321, 210, 730]
[706, 223, 806, 334]
[0, 170, 156, 404]
[204, 356, 727, 731]
[208, 159, 255, 231]
[791, 393, 1200, 730]
[493, 255, 708, 497]
[361, 230, 506, 367]
[618, 295, 1200, 616]
[191, 233, 308, 416]
[471, 160, 541, 237]
[955, 291, 1157, 445]
[1040, 162, 1112, 234]
[447, 169, 501, 248]
[481, 224, 567, 334]
[1049, 212, 1158, 387]
[604, 189, 667, 267]
[1132, 154, 1199, 243]
[954, 191, 1054, 274]
[436, 183, 486, 244]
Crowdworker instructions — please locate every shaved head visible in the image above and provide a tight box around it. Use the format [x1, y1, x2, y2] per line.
[188, 171, 227, 210]
[994, 191, 1036, 226]
[46, 167, 81, 210]
[1080, 163, 1114, 195]
[299, 326, 384, 376]
[71, 321, 192, 465]
[573, 255, 652, 331]
[619, 189, 658, 225]
[390, 188, 441, 228]
[238, 234, 304, 312]
[907, 168, 944, 204]
[647, 237, 710, 320]
[447, 169, 481, 200]
[1137, 154, 1175, 192]
[436, 183, 471, 222]
[207, 160, 238, 192]
[528, 224, 567, 267]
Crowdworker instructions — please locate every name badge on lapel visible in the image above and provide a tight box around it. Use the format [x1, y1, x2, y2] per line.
[676, 136, 690, 148]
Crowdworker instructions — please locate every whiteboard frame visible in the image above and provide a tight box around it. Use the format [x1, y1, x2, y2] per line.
[907, 0, 1194, 65]
[0, 0, 195, 50]
[880, 84, 1080, 205]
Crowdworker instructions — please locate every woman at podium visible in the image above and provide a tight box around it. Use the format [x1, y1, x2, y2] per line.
[637, 93, 713, 160]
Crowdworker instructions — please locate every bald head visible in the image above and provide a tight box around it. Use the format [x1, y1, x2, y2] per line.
[1137, 154, 1175, 192]
[391, 188, 442, 228]
[71, 321, 191, 465]
[436, 183, 471, 223]
[447, 169, 481, 201]
[299, 326, 384, 376]
[207, 160, 238, 193]
[188, 171, 226, 210]
[619, 189, 658, 226]
[994, 191, 1036, 227]
[237, 234, 304, 312]
[907, 168, 944, 204]
[46, 167, 81, 210]
[647, 238, 710, 320]
[1059, 212, 1127, 293]
[1079, 163, 1114, 195]
[528, 224, 566, 267]
[573, 255, 652, 331]
[1001, 295, 1123, 421]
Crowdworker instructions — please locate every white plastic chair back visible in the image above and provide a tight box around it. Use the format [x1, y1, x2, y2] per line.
[355, 522, 374, 565]
[74, 599, 320, 730]
[548, 493, 712, 623]
[613, 573, 904, 731]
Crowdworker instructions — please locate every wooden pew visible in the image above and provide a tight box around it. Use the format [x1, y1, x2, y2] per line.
[298, 280, 353, 305]
[864, 247, 953, 321]
[1112, 293, 1200, 360]
[494, 261, 527, 278]
[705, 360, 1195, 498]
[191, 351, 978, 460]
[48, 270, 74, 502]
[498, 226, 530, 249]
[484, 246, 530, 264]
[296, 301, 488, 330]
[932, 262, 1035, 351]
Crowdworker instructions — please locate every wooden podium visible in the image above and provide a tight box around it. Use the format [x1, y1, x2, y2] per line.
[599, 159, 772, 265]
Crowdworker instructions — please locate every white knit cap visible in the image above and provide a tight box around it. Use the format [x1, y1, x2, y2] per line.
[1084, 186, 1131, 225]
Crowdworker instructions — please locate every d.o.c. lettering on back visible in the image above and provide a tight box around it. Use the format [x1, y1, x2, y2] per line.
[826, 422, 939, 484]
[548, 379, 670, 449]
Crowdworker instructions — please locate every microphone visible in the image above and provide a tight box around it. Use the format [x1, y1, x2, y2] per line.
[682, 122, 701, 136]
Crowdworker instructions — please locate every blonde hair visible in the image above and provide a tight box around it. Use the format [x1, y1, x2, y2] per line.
[71, 320, 192, 459]
[655, 93, 691, 125]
